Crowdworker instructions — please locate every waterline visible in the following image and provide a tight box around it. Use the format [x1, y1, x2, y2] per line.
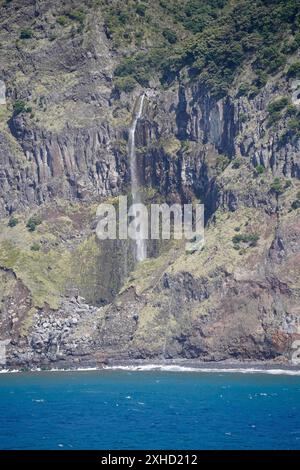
[1, 364, 300, 376]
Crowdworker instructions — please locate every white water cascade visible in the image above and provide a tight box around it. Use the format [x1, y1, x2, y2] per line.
[128, 93, 147, 262]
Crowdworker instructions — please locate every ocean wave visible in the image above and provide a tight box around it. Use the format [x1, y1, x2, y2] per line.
[103, 364, 300, 376]
[47, 367, 99, 373]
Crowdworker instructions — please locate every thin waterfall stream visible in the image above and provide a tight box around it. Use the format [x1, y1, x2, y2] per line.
[128, 93, 147, 262]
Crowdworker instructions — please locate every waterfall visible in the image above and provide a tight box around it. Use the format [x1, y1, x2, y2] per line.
[129, 94, 147, 262]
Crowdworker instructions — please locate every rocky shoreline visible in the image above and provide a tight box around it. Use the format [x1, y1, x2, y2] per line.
[1, 358, 300, 375]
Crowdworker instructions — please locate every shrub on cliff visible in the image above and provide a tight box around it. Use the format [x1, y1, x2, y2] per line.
[67, 10, 86, 25]
[270, 177, 284, 195]
[136, 3, 147, 17]
[30, 243, 41, 252]
[232, 158, 243, 169]
[8, 217, 18, 228]
[232, 233, 260, 248]
[267, 97, 289, 126]
[237, 83, 250, 98]
[255, 164, 265, 175]
[267, 97, 289, 115]
[253, 71, 268, 89]
[287, 62, 300, 79]
[291, 191, 300, 210]
[114, 76, 137, 93]
[26, 216, 42, 232]
[20, 29, 33, 39]
[13, 100, 32, 116]
[286, 105, 298, 117]
[115, 49, 164, 86]
[163, 29, 177, 44]
[216, 155, 230, 173]
[292, 200, 300, 210]
[254, 46, 286, 74]
[56, 16, 68, 26]
[287, 117, 300, 132]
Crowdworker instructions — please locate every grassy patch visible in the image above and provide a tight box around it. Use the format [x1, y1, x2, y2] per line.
[0, 239, 71, 309]
[161, 136, 181, 157]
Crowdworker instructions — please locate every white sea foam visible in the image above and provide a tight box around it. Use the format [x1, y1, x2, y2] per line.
[103, 364, 300, 376]
[1, 364, 300, 375]
[0, 369, 19, 374]
[47, 367, 99, 372]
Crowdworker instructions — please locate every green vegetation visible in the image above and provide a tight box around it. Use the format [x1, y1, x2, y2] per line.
[8, 217, 18, 228]
[237, 83, 250, 97]
[114, 48, 165, 87]
[160, 136, 181, 157]
[56, 16, 68, 26]
[136, 3, 147, 16]
[232, 233, 260, 248]
[277, 106, 300, 143]
[267, 97, 289, 115]
[13, 101, 26, 114]
[0, 239, 70, 309]
[253, 71, 268, 89]
[268, 177, 291, 192]
[20, 29, 33, 39]
[270, 177, 284, 195]
[285, 179, 292, 189]
[287, 116, 300, 132]
[114, 76, 137, 93]
[286, 104, 298, 117]
[254, 46, 286, 74]
[292, 199, 300, 210]
[30, 243, 40, 252]
[56, 9, 86, 31]
[163, 28, 177, 44]
[216, 154, 230, 173]
[284, 33, 300, 53]
[232, 158, 243, 169]
[255, 164, 265, 175]
[26, 215, 42, 232]
[105, 0, 300, 97]
[0, 205, 122, 310]
[291, 191, 300, 210]
[103, 5, 131, 41]
[159, 0, 227, 34]
[239, 113, 247, 123]
[267, 97, 289, 127]
[67, 9, 86, 26]
[237, 72, 268, 100]
[13, 100, 32, 116]
[287, 62, 300, 78]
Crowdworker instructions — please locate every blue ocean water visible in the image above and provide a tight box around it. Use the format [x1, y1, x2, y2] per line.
[0, 369, 299, 450]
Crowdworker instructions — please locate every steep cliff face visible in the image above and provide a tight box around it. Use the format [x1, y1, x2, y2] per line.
[0, 0, 300, 368]
[0, 0, 130, 216]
